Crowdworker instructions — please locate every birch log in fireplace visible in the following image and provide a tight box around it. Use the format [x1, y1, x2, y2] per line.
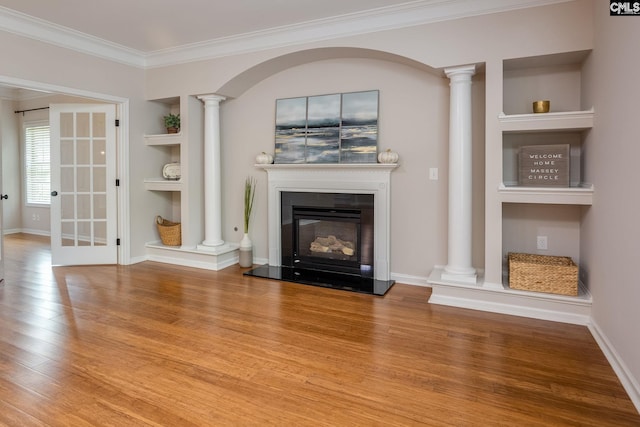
[245, 163, 397, 295]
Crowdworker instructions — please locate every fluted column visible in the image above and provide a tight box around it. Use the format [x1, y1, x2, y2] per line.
[442, 65, 477, 284]
[198, 94, 226, 248]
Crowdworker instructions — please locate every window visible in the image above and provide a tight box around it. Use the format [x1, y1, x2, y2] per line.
[24, 122, 51, 205]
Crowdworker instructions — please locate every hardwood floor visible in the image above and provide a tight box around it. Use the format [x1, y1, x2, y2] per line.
[1, 233, 638, 426]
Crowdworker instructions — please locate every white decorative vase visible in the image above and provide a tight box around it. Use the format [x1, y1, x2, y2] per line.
[238, 233, 253, 267]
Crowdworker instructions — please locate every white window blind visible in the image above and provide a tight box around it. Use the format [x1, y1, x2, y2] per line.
[25, 124, 51, 205]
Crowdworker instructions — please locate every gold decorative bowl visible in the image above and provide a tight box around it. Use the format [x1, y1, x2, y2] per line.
[533, 100, 550, 113]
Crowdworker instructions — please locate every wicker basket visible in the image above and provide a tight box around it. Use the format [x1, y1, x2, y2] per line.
[156, 215, 181, 246]
[508, 252, 578, 296]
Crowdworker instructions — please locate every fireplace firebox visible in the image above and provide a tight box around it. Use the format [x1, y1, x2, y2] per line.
[292, 206, 370, 277]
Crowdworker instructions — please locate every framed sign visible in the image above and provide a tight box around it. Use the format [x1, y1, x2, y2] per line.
[519, 144, 570, 187]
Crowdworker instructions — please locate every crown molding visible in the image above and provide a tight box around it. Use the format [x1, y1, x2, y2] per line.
[0, 6, 145, 68]
[0, 0, 573, 70]
[145, 0, 573, 68]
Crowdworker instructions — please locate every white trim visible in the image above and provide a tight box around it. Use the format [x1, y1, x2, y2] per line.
[0, 1, 572, 69]
[146, 0, 573, 67]
[589, 320, 640, 414]
[0, 6, 144, 68]
[391, 272, 431, 287]
[429, 291, 591, 325]
[428, 267, 592, 325]
[145, 242, 239, 271]
[0, 75, 130, 265]
[2, 229, 22, 235]
[116, 102, 131, 265]
[15, 228, 50, 237]
[257, 163, 397, 282]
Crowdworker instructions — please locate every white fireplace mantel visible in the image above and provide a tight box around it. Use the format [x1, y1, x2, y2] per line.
[256, 163, 398, 282]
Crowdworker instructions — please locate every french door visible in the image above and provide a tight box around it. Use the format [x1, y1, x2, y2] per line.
[0, 145, 4, 282]
[49, 104, 117, 265]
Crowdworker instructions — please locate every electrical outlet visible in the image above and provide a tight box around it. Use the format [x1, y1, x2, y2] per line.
[537, 235, 548, 250]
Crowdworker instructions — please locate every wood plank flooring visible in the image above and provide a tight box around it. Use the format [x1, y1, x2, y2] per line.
[1, 233, 639, 426]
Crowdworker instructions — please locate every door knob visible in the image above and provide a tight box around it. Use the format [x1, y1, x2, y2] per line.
[51, 191, 58, 196]
[0, 194, 7, 200]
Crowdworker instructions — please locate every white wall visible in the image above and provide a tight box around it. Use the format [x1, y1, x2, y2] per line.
[581, 2, 640, 405]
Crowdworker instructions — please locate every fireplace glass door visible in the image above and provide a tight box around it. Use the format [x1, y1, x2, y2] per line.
[293, 207, 362, 275]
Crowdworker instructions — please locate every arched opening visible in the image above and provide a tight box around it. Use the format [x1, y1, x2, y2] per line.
[217, 47, 440, 99]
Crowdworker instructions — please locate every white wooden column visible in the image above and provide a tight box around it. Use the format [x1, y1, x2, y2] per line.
[197, 94, 226, 248]
[442, 65, 477, 284]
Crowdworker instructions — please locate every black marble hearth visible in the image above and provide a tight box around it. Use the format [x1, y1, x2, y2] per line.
[243, 264, 395, 296]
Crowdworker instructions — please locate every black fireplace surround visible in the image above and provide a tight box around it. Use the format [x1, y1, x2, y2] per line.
[244, 191, 394, 295]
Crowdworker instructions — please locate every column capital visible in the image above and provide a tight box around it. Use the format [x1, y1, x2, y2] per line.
[197, 94, 226, 104]
[444, 64, 476, 80]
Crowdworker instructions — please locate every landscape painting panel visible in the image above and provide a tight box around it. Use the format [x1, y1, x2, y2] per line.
[275, 97, 307, 163]
[340, 90, 378, 163]
[306, 94, 340, 163]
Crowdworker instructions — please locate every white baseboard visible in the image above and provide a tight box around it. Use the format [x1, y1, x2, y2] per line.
[128, 255, 148, 265]
[588, 320, 640, 414]
[391, 272, 431, 287]
[4, 228, 50, 237]
[3, 228, 22, 235]
[253, 257, 269, 266]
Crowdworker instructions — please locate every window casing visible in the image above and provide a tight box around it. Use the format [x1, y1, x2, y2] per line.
[24, 121, 51, 206]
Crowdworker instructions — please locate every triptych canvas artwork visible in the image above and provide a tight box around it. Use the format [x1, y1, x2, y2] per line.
[274, 90, 378, 164]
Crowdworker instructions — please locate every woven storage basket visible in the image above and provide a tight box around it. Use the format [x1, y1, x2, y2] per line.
[508, 252, 578, 296]
[156, 215, 181, 246]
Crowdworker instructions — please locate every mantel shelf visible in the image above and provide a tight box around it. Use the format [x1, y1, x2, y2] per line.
[144, 178, 182, 191]
[256, 163, 399, 171]
[498, 183, 593, 205]
[499, 109, 594, 133]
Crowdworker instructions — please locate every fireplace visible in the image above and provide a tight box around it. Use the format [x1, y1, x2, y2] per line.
[282, 191, 374, 278]
[244, 163, 397, 295]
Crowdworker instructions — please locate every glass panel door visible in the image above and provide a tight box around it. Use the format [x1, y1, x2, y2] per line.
[50, 104, 117, 265]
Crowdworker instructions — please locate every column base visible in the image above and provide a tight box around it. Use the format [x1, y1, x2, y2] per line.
[441, 265, 478, 285]
[196, 242, 238, 255]
[200, 239, 224, 247]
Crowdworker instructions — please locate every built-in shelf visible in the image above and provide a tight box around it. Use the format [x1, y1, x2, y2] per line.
[498, 183, 593, 205]
[428, 267, 593, 325]
[499, 109, 594, 133]
[143, 179, 182, 191]
[144, 133, 182, 146]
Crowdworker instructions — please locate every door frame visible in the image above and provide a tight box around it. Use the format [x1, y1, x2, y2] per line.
[0, 75, 130, 264]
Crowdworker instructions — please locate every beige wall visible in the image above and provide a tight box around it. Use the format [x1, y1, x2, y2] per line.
[582, 2, 640, 394]
[0, 31, 152, 257]
[1, 99, 20, 232]
[145, 0, 591, 279]
[220, 57, 477, 276]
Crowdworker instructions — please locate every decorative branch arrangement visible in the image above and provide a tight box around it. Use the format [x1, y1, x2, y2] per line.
[244, 176, 256, 234]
